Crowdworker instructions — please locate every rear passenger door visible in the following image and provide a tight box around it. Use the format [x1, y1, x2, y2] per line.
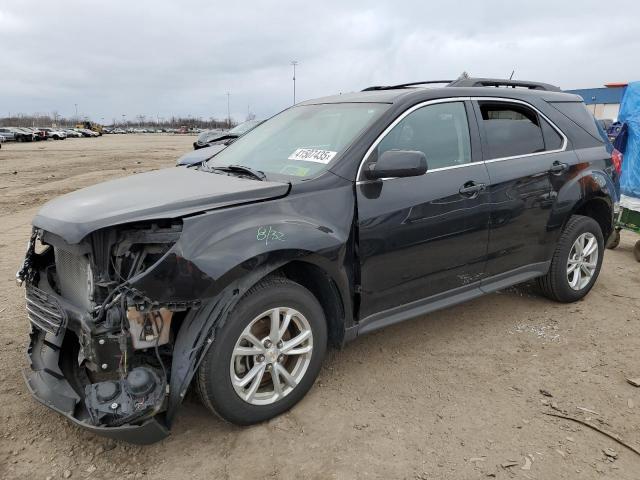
[474, 99, 572, 278]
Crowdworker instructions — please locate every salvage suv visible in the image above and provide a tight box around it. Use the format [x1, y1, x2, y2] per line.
[17, 77, 619, 444]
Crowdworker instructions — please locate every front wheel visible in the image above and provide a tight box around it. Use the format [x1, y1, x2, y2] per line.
[196, 276, 327, 425]
[537, 215, 604, 302]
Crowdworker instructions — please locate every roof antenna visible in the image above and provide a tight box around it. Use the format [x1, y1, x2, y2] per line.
[509, 70, 515, 80]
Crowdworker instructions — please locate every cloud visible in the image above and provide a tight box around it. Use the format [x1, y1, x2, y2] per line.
[1, 0, 639, 122]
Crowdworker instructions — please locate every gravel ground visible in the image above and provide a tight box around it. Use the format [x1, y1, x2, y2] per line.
[1, 135, 639, 479]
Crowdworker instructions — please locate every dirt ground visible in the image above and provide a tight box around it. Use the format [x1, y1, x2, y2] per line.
[1, 135, 639, 480]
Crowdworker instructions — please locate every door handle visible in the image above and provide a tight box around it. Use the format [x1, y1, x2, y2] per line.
[548, 161, 569, 174]
[459, 181, 486, 196]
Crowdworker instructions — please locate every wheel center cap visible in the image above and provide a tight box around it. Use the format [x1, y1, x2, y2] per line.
[266, 347, 278, 363]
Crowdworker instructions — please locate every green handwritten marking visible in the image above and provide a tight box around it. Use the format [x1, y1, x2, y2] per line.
[257, 226, 285, 246]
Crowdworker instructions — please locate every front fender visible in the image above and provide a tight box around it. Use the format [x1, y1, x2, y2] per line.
[127, 180, 356, 424]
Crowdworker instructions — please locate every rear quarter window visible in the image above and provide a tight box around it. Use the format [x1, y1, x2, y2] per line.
[548, 101, 605, 143]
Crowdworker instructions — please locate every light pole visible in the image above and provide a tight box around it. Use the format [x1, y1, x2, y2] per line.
[74, 103, 78, 120]
[291, 60, 298, 105]
[226, 92, 231, 129]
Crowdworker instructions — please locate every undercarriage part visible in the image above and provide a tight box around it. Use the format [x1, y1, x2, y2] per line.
[85, 366, 165, 427]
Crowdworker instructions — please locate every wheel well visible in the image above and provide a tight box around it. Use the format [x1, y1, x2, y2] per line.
[574, 198, 613, 240]
[277, 261, 345, 348]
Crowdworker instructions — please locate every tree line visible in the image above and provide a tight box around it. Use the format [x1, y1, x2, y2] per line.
[0, 113, 237, 129]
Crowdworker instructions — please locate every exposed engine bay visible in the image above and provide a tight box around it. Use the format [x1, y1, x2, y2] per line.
[18, 221, 199, 441]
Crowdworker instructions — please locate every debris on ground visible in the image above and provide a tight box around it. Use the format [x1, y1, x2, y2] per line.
[544, 412, 640, 457]
[628, 398, 634, 409]
[576, 406, 600, 415]
[522, 455, 533, 470]
[501, 460, 519, 468]
[540, 389, 553, 397]
[603, 448, 618, 460]
[626, 377, 640, 387]
[469, 457, 486, 463]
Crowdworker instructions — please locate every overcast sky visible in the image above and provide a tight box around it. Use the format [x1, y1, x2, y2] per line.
[2, 0, 639, 123]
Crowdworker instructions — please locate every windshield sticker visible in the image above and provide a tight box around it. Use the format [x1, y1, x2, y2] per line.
[288, 148, 337, 164]
[257, 226, 285, 246]
[280, 165, 311, 176]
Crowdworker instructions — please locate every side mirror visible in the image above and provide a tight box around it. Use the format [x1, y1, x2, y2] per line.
[365, 150, 428, 180]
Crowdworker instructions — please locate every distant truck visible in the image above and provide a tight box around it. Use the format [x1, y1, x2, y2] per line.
[75, 121, 103, 135]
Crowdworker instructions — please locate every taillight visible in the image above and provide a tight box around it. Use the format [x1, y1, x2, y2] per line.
[611, 149, 623, 175]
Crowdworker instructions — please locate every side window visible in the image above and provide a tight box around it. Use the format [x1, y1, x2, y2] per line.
[374, 102, 471, 171]
[479, 102, 545, 159]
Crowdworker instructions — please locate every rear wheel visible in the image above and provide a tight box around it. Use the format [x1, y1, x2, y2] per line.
[634, 240, 640, 262]
[196, 276, 327, 425]
[537, 215, 604, 302]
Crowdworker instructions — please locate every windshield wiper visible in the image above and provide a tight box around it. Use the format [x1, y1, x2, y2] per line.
[206, 164, 267, 181]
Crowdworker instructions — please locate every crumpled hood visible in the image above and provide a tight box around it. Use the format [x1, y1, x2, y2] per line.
[33, 167, 290, 244]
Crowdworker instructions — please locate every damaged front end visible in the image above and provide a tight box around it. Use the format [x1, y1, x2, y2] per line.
[17, 221, 196, 444]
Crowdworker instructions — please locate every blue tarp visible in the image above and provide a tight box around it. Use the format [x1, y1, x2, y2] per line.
[618, 82, 640, 198]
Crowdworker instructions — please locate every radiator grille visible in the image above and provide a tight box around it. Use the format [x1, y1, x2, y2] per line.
[54, 248, 93, 310]
[25, 285, 66, 335]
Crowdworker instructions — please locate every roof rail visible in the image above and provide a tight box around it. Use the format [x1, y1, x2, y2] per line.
[362, 77, 561, 92]
[362, 80, 453, 91]
[447, 77, 561, 92]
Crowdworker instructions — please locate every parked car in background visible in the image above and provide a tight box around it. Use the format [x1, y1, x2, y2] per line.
[74, 128, 99, 137]
[0, 128, 17, 141]
[1, 127, 35, 142]
[176, 143, 228, 166]
[63, 129, 83, 138]
[193, 120, 262, 149]
[0, 134, 5, 148]
[178, 121, 263, 166]
[41, 128, 67, 140]
[24, 127, 48, 141]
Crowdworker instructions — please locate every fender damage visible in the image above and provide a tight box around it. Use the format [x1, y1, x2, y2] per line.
[17, 167, 355, 444]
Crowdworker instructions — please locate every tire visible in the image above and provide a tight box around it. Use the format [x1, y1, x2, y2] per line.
[606, 228, 621, 249]
[634, 240, 640, 263]
[196, 276, 327, 425]
[537, 215, 604, 302]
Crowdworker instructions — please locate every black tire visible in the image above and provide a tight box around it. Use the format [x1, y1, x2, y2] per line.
[634, 240, 640, 263]
[606, 228, 621, 249]
[537, 215, 604, 302]
[196, 276, 327, 425]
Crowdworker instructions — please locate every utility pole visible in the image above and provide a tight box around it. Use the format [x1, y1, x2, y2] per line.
[291, 60, 298, 105]
[74, 103, 78, 120]
[226, 92, 231, 129]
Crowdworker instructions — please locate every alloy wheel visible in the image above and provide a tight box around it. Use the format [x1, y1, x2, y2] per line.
[229, 307, 313, 405]
[567, 232, 598, 290]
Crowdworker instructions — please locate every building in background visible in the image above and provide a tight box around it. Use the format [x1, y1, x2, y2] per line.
[565, 83, 628, 120]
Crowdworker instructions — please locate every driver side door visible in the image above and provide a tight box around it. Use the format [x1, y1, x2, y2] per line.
[356, 100, 491, 326]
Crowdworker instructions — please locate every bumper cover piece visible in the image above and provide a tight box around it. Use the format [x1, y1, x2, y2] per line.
[24, 327, 169, 445]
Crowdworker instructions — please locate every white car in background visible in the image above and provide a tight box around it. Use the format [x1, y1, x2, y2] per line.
[64, 129, 83, 138]
[41, 128, 67, 140]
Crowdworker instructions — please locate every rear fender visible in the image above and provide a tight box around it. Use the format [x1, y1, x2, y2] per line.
[546, 164, 615, 257]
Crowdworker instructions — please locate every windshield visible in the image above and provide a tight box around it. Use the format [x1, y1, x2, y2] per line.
[205, 103, 388, 179]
